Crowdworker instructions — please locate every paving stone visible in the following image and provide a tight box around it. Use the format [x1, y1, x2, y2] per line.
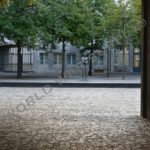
[0, 88, 150, 150]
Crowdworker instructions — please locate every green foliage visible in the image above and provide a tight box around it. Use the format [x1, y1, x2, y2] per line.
[106, 0, 142, 48]
[0, 0, 141, 49]
[0, 0, 141, 78]
[0, 0, 38, 47]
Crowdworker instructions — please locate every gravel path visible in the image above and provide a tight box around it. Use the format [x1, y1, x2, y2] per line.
[0, 88, 150, 150]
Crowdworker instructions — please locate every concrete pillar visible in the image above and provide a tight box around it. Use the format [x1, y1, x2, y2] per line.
[141, 0, 150, 119]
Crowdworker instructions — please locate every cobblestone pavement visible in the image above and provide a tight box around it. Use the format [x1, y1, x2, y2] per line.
[0, 88, 150, 150]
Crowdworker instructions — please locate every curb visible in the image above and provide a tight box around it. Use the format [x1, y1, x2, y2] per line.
[0, 82, 141, 88]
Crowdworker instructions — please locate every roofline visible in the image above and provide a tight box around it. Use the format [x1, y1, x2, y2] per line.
[0, 44, 17, 48]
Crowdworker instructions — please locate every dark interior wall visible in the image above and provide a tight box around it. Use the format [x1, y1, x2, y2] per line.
[0, 49, 5, 71]
[0, 47, 10, 72]
[141, 0, 150, 119]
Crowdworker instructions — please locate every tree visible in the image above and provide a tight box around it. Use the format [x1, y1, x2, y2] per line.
[40, 0, 93, 78]
[73, 0, 115, 76]
[0, 0, 141, 79]
[107, 0, 141, 48]
[0, 0, 38, 78]
[0, 0, 8, 6]
[104, 0, 141, 77]
[37, 0, 141, 78]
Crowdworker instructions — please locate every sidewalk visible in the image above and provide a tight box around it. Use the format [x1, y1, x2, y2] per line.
[0, 73, 141, 87]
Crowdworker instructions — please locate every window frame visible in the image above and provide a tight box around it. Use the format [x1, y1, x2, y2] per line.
[53, 53, 62, 65]
[40, 53, 48, 65]
[67, 53, 76, 65]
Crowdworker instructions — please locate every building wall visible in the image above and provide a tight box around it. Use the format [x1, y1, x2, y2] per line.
[0, 48, 6, 71]
[4, 47, 33, 72]
[114, 48, 130, 72]
[33, 43, 83, 76]
[1, 43, 140, 75]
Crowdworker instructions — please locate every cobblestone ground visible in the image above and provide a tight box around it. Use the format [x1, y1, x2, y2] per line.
[0, 87, 150, 150]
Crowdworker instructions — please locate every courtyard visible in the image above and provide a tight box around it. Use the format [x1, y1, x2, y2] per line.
[0, 87, 150, 149]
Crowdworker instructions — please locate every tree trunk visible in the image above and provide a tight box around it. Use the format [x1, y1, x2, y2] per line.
[107, 37, 110, 78]
[106, 47, 109, 78]
[88, 40, 94, 76]
[17, 42, 23, 79]
[61, 40, 65, 78]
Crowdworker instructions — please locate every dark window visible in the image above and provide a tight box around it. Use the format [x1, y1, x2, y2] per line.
[40, 53, 48, 64]
[67, 54, 76, 65]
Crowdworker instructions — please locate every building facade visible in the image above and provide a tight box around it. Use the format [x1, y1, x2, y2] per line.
[0, 42, 141, 76]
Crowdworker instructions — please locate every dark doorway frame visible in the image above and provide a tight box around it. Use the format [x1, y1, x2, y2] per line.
[141, 0, 150, 119]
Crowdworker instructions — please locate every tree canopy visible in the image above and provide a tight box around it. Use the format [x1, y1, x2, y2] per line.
[0, 0, 141, 49]
[0, 0, 141, 77]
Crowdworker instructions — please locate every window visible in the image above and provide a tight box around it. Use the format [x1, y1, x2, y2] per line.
[67, 54, 76, 65]
[100, 55, 104, 65]
[133, 48, 140, 67]
[54, 53, 62, 65]
[134, 54, 140, 67]
[40, 53, 48, 64]
[96, 55, 104, 65]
